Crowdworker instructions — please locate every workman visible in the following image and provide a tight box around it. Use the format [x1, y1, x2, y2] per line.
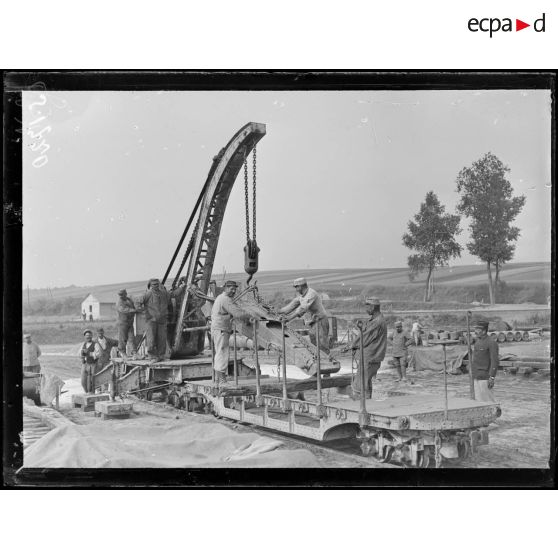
[344, 296, 387, 399]
[116, 288, 138, 356]
[211, 280, 253, 388]
[411, 320, 423, 346]
[23, 333, 42, 376]
[137, 278, 186, 361]
[471, 320, 498, 402]
[78, 329, 101, 393]
[278, 277, 330, 352]
[95, 327, 118, 369]
[388, 321, 412, 382]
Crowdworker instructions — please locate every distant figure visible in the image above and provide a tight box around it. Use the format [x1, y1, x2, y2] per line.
[345, 297, 387, 399]
[23, 333, 41, 376]
[388, 321, 412, 382]
[95, 327, 118, 369]
[411, 320, 423, 346]
[82, 310, 87, 321]
[78, 329, 100, 393]
[137, 278, 186, 361]
[278, 277, 330, 352]
[116, 288, 138, 357]
[210, 280, 252, 388]
[471, 320, 498, 402]
[88, 313, 93, 321]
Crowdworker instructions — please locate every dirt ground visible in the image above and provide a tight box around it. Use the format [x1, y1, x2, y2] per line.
[36, 335, 552, 468]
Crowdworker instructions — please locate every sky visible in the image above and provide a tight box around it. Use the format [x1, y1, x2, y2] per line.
[22, 88, 552, 289]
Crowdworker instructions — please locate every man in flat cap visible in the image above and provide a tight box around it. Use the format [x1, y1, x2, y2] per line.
[116, 288, 138, 357]
[77, 329, 101, 393]
[23, 333, 42, 376]
[345, 296, 387, 398]
[211, 280, 253, 388]
[95, 327, 118, 370]
[471, 320, 498, 402]
[136, 278, 187, 361]
[388, 320, 412, 382]
[278, 277, 330, 352]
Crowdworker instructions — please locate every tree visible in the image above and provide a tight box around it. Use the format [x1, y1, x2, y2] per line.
[456, 153, 526, 304]
[402, 191, 462, 302]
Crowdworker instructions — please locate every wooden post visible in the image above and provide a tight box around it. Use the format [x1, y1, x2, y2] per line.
[357, 320, 367, 414]
[281, 319, 288, 403]
[232, 320, 238, 386]
[253, 320, 261, 401]
[465, 311, 475, 400]
[315, 319, 322, 406]
[442, 343, 449, 420]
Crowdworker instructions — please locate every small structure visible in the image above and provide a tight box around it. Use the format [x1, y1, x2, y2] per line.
[80, 293, 116, 320]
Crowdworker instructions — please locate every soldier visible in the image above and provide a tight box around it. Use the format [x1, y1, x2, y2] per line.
[278, 277, 330, 352]
[78, 329, 101, 393]
[95, 327, 118, 369]
[344, 296, 387, 399]
[211, 280, 253, 387]
[471, 320, 498, 402]
[388, 320, 412, 382]
[116, 288, 138, 356]
[23, 333, 42, 376]
[137, 278, 186, 361]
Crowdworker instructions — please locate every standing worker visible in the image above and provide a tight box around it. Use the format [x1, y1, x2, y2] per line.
[23, 333, 41, 375]
[116, 288, 138, 357]
[388, 320, 412, 382]
[136, 278, 186, 361]
[278, 277, 330, 352]
[211, 280, 253, 388]
[95, 327, 118, 369]
[344, 297, 387, 399]
[471, 320, 499, 402]
[411, 320, 424, 346]
[78, 329, 101, 393]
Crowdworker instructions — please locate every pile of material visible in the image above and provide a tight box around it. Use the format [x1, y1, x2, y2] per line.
[24, 421, 320, 468]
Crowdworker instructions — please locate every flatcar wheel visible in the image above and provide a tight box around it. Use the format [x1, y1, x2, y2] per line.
[378, 445, 394, 463]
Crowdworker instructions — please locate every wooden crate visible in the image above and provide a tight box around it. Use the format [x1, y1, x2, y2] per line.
[72, 393, 110, 412]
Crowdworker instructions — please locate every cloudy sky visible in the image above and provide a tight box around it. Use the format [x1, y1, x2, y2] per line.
[22, 88, 552, 288]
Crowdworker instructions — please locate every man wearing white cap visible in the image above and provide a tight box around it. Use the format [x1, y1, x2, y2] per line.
[278, 277, 330, 352]
[347, 296, 387, 398]
[211, 280, 253, 387]
[78, 329, 101, 393]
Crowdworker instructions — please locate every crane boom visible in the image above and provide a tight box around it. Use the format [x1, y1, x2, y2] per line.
[169, 122, 266, 358]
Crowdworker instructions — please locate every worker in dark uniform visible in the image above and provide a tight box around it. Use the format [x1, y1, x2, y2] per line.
[116, 288, 138, 356]
[95, 327, 118, 369]
[471, 320, 498, 402]
[344, 296, 387, 399]
[137, 278, 186, 361]
[78, 329, 101, 393]
[388, 320, 412, 382]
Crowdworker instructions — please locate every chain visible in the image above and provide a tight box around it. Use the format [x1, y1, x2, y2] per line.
[252, 146, 257, 242]
[244, 153, 250, 243]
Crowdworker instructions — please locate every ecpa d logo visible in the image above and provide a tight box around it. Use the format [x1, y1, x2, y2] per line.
[468, 13, 545, 37]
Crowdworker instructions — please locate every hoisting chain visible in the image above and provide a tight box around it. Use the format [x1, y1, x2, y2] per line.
[252, 147, 257, 242]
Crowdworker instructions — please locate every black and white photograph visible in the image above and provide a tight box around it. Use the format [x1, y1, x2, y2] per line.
[3, 72, 554, 485]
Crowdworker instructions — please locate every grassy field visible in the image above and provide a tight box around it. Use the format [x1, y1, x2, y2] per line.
[25, 262, 551, 302]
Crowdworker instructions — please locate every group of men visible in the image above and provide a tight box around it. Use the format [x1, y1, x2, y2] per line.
[342, 299, 498, 402]
[74, 272, 498, 402]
